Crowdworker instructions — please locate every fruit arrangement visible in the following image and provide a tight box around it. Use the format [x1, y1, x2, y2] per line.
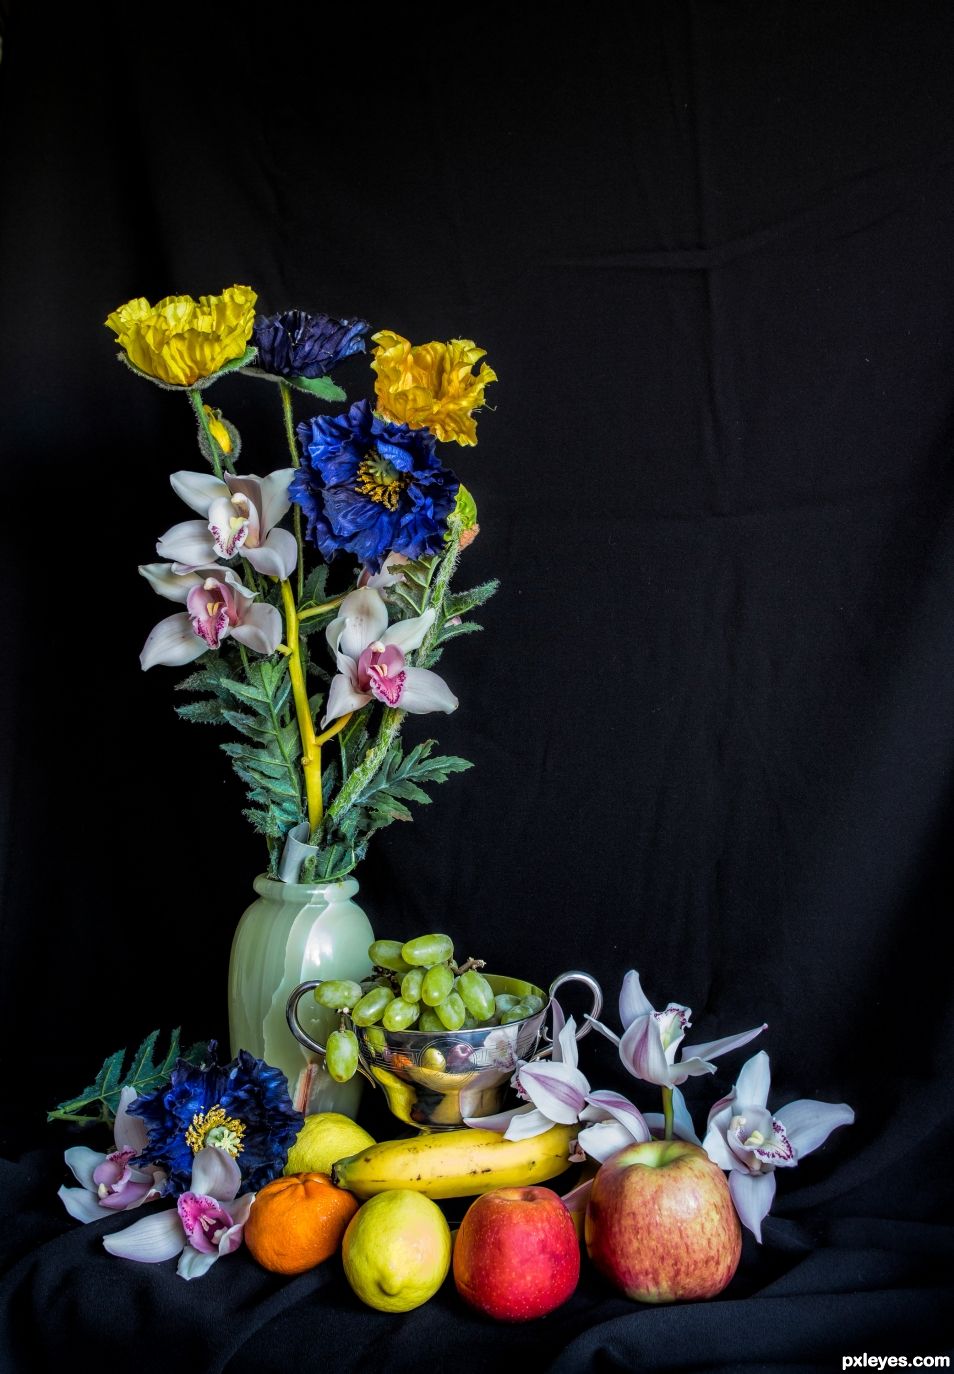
[312, 932, 546, 1083]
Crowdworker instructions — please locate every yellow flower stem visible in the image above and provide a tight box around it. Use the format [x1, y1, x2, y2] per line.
[315, 711, 352, 749]
[189, 388, 235, 478]
[298, 594, 347, 621]
[278, 380, 306, 603]
[280, 578, 323, 830]
[661, 1086, 674, 1141]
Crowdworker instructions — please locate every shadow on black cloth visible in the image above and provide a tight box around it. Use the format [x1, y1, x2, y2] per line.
[2, 1, 954, 1370]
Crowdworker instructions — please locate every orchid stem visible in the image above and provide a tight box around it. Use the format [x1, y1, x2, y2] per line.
[280, 578, 323, 829]
[299, 595, 347, 620]
[661, 1087, 674, 1141]
[415, 529, 461, 665]
[278, 380, 306, 603]
[188, 389, 235, 478]
[315, 712, 352, 748]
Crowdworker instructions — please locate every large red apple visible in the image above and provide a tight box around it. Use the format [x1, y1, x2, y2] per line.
[453, 1186, 580, 1321]
[585, 1140, 741, 1303]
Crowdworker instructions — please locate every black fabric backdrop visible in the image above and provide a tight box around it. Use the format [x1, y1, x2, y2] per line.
[1, 3, 953, 1370]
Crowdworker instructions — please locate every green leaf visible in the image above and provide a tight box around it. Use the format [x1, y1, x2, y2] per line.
[176, 699, 226, 724]
[48, 1030, 210, 1126]
[301, 565, 330, 606]
[287, 374, 347, 400]
[444, 579, 500, 617]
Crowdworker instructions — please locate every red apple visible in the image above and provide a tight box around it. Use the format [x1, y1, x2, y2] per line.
[585, 1140, 741, 1303]
[453, 1186, 580, 1321]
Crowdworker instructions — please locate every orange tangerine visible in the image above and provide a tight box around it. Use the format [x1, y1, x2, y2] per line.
[244, 1171, 359, 1275]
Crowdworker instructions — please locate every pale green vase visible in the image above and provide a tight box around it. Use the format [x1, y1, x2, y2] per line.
[228, 875, 374, 1117]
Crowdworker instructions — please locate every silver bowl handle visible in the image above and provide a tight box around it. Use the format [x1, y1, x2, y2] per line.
[527, 970, 604, 1061]
[286, 980, 327, 1055]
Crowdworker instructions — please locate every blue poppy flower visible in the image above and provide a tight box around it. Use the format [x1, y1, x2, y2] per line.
[253, 309, 368, 378]
[291, 399, 459, 573]
[128, 1048, 303, 1196]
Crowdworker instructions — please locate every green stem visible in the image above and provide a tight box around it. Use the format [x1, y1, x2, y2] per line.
[415, 530, 461, 665]
[323, 705, 405, 833]
[279, 380, 306, 602]
[661, 1086, 674, 1141]
[188, 388, 235, 477]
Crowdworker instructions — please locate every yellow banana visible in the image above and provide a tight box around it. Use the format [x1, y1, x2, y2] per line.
[331, 1123, 577, 1200]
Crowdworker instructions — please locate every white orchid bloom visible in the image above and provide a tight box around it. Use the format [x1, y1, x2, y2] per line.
[321, 586, 457, 727]
[103, 1146, 255, 1281]
[156, 468, 298, 580]
[588, 970, 766, 1089]
[58, 1087, 166, 1222]
[138, 562, 282, 669]
[702, 1051, 855, 1242]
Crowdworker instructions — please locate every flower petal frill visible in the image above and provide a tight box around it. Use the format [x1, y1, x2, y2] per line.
[105, 286, 256, 387]
[321, 586, 457, 728]
[157, 468, 298, 581]
[59, 1087, 166, 1223]
[138, 564, 282, 669]
[701, 1051, 854, 1242]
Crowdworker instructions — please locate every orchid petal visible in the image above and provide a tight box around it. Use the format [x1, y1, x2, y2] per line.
[140, 613, 208, 670]
[775, 1099, 855, 1160]
[96, 1179, 154, 1210]
[584, 1014, 621, 1047]
[379, 608, 436, 654]
[555, 1016, 579, 1072]
[190, 1147, 241, 1202]
[560, 1176, 594, 1216]
[170, 470, 228, 516]
[63, 1146, 106, 1192]
[583, 1090, 651, 1143]
[578, 1102, 611, 1123]
[58, 1186, 108, 1223]
[208, 496, 250, 558]
[397, 666, 458, 714]
[463, 1105, 532, 1134]
[243, 527, 298, 580]
[228, 1193, 256, 1229]
[103, 1209, 185, 1262]
[321, 673, 372, 728]
[671, 1086, 701, 1144]
[729, 1169, 776, 1243]
[619, 1014, 673, 1086]
[328, 588, 388, 660]
[684, 1022, 767, 1065]
[176, 1247, 220, 1280]
[668, 1054, 718, 1086]
[114, 1087, 149, 1154]
[576, 1120, 638, 1162]
[256, 468, 296, 532]
[138, 562, 201, 604]
[156, 520, 218, 566]
[729, 1051, 772, 1110]
[502, 1107, 557, 1140]
[619, 971, 654, 1027]
[550, 998, 567, 1058]
[231, 602, 283, 656]
[515, 1060, 589, 1123]
[701, 1121, 741, 1172]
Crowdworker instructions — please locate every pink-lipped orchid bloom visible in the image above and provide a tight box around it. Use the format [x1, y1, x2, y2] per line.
[588, 970, 767, 1089]
[59, 1087, 166, 1222]
[322, 586, 457, 727]
[138, 562, 282, 669]
[702, 1050, 854, 1242]
[155, 469, 298, 581]
[103, 1146, 255, 1281]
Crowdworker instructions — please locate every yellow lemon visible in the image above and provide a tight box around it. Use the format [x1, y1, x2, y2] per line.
[283, 1113, 376, 1177]
[342, 1190, 451, 1312]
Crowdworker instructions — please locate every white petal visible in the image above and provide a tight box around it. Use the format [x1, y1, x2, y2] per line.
[554, 1016, 579, 1071]
[176, 1246, 220, 1281]
[63, 1146, 106, 1192]
[671, 1085, 701, 1144]
[138, 563, 201, 604]
[170, 470, 228, 516]
[257, 468, 296, 532]
[140, 614, 207, 670]
[583, 1090, 650, 1143]
[156, 520, 218, 566]
[114, 1088, 149, 1154]
[516, 1060, 589, 1123]
[585, 1014, 621, 1047]
[398, 667, 458, 714]
[701, 1122, 740, 1172]
[191, 1147, 242, 1201]
[332, 588, 389, 660]
[619, 971, 654, 1027]
[732, 1052, 772, 1110]
[775, 1099, 855, 1160]
[58, 1186, 107, 1223]
[502, 1107, 556, 1140]
[668, 1055, 717, 1086]
[103, 1209, 185, 1262]
[576, 1120, 637, 1163]
[729, 1169, 776, 1242]
[379, 608, 435, 654]
[243, 527, 298, 580]
[321, 672, 372, 728]
[229, 1193, 256, 1228]
[684, 1024, 767, 1065]
[462, 1105, 529, 1134]
[231, 602, 282, 656]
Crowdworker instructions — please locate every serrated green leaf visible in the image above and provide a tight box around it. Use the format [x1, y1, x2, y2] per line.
[301, 565, 330, 606]
[47, 1030, 209, 1126]
[176, 699, 225, 724]
[444, 579, 500, 617]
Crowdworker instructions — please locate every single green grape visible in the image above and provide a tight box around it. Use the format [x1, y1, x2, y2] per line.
[382, 996, 421, 1032]
[500, 1001, 535, 1024]
[421, 963, 455, 1006]
[363, 1026, 387, 1052]
[456, 970, 495, 1021]
[462, 1012, 478, 1029]
[369, 939, 413, 974]
[522, 994, 545, 1014]
[492, 993, 523, 1015]
[401, 933, 455, 968]
[417, 1009, 445, 1033]
[326, 1029, 359, 1083]
[351, 986, 395, 1026]
[401, 967, 425, 1003]
[312, 979, 364, 1011]
[435, 991, 466, 1031]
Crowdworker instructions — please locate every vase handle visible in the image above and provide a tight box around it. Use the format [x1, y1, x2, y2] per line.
[537, 969, 604, 1054]
[285, 981, 376, 1086]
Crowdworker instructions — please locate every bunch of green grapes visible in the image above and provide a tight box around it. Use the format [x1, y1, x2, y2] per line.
[311, 933, 545, 1082]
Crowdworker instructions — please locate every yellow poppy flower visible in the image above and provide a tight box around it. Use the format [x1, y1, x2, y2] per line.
[371, 330, 497, 446]
[105, 285, 257, 387]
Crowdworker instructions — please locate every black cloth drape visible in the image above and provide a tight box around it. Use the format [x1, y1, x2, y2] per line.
[1, 3, 952, 1370]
